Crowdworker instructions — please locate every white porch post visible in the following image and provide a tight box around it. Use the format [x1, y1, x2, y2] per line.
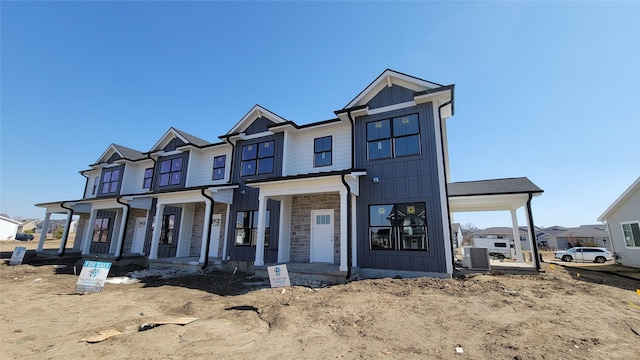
[199, 198, 213, 263]
[351, 193, 358, 268]
[511, 209, 524, 262]
[149, 204, 164, 260]
[82, 210, 98, 255]
[37, 212, 52, 252]
[339, 189, 348, 271]
[114, 205, 129, 257]
[254, 194, 267, 266]
[58, 209, 73, 255]
[222, 204, 231, 260]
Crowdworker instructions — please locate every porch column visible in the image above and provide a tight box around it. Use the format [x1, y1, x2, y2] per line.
[37, 212, 52, 252]
[351, 193, 358, 268]
[149, 204, 165, 260]
[254, 194, 267, 266]
[339, 189, 348, 271]
[199, 198, 213, 263]
[114, 205, 129, 257]
[82, 209, 98, 255]
[58, 209, 73, 255]
[222, 204, 231, 260]
[510, 209, 524, 262]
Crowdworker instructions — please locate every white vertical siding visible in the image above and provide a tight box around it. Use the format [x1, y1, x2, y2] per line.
[284, 122, 351, 176]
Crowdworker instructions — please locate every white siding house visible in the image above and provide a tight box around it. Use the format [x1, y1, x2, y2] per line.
[598, 177, 640, 268]
[0, 215, 22, 240]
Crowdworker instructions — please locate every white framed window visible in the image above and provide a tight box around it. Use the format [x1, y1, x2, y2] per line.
[621, 221, 640, 247]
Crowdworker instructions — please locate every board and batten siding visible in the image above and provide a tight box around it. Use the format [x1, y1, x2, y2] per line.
[284, 122, 351, 176]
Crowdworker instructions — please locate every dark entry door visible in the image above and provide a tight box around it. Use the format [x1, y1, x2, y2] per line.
[158, 206, 181, 258]
[90, 210, 115, 254]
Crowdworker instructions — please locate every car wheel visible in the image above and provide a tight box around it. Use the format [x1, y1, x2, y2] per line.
[595, 256, 606, 263]
[562, 255, 572, 262]
[495, 254, 505, 260]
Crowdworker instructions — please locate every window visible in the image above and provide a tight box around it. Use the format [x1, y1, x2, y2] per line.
[241, 141, 274, 176]
[369, 202, 428, 251]
[143, 168, 153, 189]
[160, 214, 176, 245]
[367, 114, 420, 160]
[235, 210, 270, 246]
[92, 177, 99, 195]
[159, 157, 183, 187]
[314, 136, 332, 167]
[212, 155, 226, 180]
[622, 221, 640, 247]
[101, 168, 121, 194]
[92, 218, 110, 243]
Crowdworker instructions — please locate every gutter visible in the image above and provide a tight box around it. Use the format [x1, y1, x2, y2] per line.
[201, 189, 215, 270]
[437, 100, 456, 272]
[58, 202, 74, 256]
[115, 197, 131, 261]
[526, 193, 542, 271]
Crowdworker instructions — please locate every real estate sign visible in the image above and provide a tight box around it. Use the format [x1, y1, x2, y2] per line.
[267, 264, 291, 288]
[75, 260, 112, 293]
[9, 246, 27, 266]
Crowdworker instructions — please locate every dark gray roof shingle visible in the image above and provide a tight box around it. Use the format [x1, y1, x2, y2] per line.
[448, 177, 543, 197]
[112, 144, 146, 161]
[173, 128, 212, 147]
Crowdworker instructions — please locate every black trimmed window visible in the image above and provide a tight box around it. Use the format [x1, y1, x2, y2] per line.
[212, 155, 226, 180]
[158, 157, 183, 187]
[143, 168, 153, 189]
[369, 202, 428, 251]
[235, 210, 270, 246]
[160, 214, 176, 245]
[100, 168, 122, 195]
[622, 221, 640, 247]
[241, 141, 274, 176]
[314, 136, 332, 167]
[92, 177, 99, 195]
[92, 218, 110, 243]
[367, 114, 420, 160]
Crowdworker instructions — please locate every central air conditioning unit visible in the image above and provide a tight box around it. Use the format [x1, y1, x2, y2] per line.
[461, 246, 491, 270]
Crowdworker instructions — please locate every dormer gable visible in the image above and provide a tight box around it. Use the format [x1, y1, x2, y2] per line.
[344, 69, 444, 109]
[225, 105, 288, 138]
[92, 143, 145, 166]
[148, 127, 212, 154]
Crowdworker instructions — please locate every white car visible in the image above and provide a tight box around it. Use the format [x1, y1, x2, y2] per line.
[554, 247, 613, 263]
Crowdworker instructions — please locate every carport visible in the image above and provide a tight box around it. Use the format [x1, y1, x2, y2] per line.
[447, 177, 544, 271]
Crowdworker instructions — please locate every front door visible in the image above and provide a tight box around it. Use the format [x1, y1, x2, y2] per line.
[131, 217, 146, 254]
[310, 210, 334, 263]
[90, 210, 115, 254]
[158, 206, 181, 258]
[208, 214, 222, 257]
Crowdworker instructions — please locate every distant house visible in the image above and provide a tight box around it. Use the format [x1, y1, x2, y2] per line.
[451, 223, 463, 249]
[598, 177, 640, 268]
[18, 219, 42, 234]
[470, 227, 530, 250]
[0, 215, 22, 240]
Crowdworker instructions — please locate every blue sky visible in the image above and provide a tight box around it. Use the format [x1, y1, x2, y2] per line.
[1, 1, 638, 228]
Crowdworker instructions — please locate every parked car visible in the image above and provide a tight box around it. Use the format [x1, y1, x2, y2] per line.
[14, 233, 34, 241]
[554, 247, 612, 263]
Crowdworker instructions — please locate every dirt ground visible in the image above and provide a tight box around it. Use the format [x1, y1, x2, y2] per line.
[1, 239, 639, 359]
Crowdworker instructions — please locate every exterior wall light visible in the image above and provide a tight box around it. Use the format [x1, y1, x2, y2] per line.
[372, 177, 380, 184]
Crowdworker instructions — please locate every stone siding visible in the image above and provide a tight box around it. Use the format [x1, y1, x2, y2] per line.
[122, 208, 147, 253]
[290, 193, 341, 263]
[190, 202, 228, 257]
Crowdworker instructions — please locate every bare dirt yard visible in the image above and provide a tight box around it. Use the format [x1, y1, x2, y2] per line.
[1, 239, 639, 359]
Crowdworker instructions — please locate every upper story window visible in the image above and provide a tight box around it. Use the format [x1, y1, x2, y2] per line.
[241, 141, 274, 176]
[314, 136, 332, 167]
[143, 168, 153, 189]
[92, 177, 99, 195]
[367, 113, 420, 161]
[99, 167, 123, 196]
[212, 155, 226, 180]
[158, 156, 183, 187]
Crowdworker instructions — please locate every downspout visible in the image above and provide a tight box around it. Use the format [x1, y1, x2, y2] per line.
[526, 193, 542, 271]
[223, 137, 236, 182]
[146, 153, 157, 189]
[341, 110, 356, 279]
[115, 197, 130, 261]
[58, 202, 74, 256]
[437, 101, 456, 271]
[201, 188, 215, 270]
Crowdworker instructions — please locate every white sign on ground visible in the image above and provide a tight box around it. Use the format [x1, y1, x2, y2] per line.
[75, 260, 112, 293]
[267, 264, 291, 288]
[9, 246, 27, 266]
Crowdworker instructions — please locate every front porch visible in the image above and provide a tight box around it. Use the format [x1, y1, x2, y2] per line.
[254, 262, 360, 285]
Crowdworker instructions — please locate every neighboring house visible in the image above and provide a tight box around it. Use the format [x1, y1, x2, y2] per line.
[18, 219, 42, 234]
[451, 223, 463, 249]
[0, 215, 22, 240]
[598, 177, 640, 268]
[470, 227, 530, 250]
[35, 69, 544, 280]
[537, 225, 610, 251]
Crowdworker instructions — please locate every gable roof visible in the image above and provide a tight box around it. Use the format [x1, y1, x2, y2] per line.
[149, 127, 212, 152]
[226, 104, 288, 136]
[0, 215, 22, 225]
[344, 69, 444, 109]
[448, 177, 543, 197]
[93, 143, 146, 165]
[598, 177, 640, 221]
